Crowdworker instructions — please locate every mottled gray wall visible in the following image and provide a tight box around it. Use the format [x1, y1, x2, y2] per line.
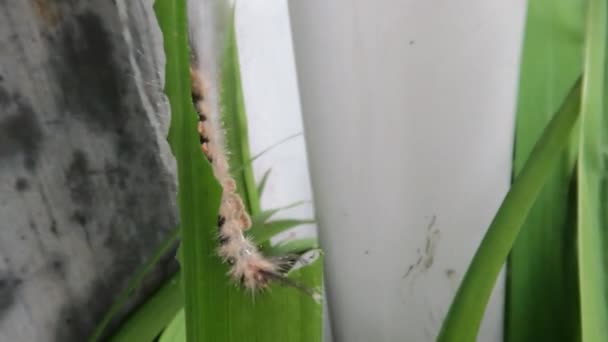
[0, 0, 178, 340]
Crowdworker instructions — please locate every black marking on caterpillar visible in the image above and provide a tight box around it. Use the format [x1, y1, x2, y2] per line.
[218, 235, 230, 245]
[191, 91, 203, 104]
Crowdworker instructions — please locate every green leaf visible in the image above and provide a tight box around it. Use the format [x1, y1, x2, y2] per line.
[233, 132, 303, 175]
[249, 218, 316, 245]
[438, 77, 582, 342]
[158, 253, 324, 342]
[154, 2, 223, 342]
[577, 0, 608, 340]
[110, 273, 183, 342]
[159, 309, 186, 342]
[506, 1, 585, 341]
[88, 228, 181, 342]
[251, 200, 309, 227]
[257, 168, 272, 197]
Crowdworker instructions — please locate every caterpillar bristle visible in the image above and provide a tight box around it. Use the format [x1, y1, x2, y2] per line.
[258, 269, 319, 298]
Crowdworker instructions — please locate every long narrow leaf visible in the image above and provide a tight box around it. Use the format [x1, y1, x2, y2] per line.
[577, 0, 608, 340]
[506, 1, 585, 341]
[110, 273, 183, 342]
[249, 218, 316, 244]
[88, 228, 181, 342]
[257, 168, 272, 197]
[232, 132, 303, 175]
[157, 253, 323, 342]
[251, 200, 309, 227]
[159, 309, 186, 342]
[154, 2, 223, 342]
[438, 77, 582, 341]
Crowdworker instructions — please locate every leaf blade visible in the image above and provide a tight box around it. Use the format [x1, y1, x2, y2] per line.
[438, 78, 582, 341]
[577, 0, 608, 340]
[110, 273, 183, 342]
[506, 1, 584, 341]
[249, 218, 316, 244]
[257, 168, 272, 197]
[154, 1, 223, 342]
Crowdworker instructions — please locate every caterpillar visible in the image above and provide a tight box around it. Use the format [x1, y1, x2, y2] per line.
[189, 64, 313, 295]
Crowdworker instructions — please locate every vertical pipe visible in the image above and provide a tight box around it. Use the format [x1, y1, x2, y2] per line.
[288, 1, 526, 340]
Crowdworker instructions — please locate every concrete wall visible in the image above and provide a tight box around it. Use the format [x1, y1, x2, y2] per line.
[0, 1, 178, 340]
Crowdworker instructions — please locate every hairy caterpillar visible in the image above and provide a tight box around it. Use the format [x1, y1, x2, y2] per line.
[189, 64, 313, 295]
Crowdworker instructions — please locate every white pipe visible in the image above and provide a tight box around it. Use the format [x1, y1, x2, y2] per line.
[288, 1, 526, 340]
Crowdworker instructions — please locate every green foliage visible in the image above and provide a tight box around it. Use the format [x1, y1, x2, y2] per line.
[159, 309, 186, 342]
[88, 229, 181, 342]
[442, 1, 608, 341]
[110, 274, 183, 342]
[250, 201, 308, 229]
[506, 1, 584, 341]
[250, 219, 316, 245]
[155, 1, 223, 342]
[257, 168, 272, 197]
[577, 0, 608, 340]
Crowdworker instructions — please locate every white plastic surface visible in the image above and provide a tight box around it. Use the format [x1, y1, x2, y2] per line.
[287, 1, 526, 341]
